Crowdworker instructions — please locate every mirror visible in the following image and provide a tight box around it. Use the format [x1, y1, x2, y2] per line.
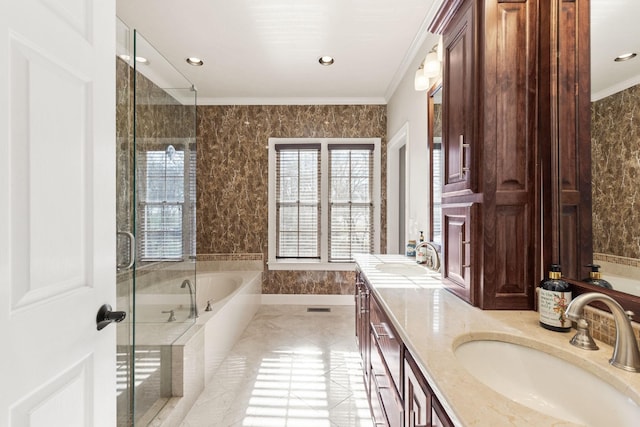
[428, 84, 443, 245]
[583, 0, 640, 298]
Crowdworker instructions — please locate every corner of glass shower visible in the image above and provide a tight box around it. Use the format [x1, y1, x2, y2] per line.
[116, 17, 198, 427]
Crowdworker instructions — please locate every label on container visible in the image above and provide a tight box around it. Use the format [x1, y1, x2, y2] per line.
[538, 289, 572, 329]
[406, 241, 416, 257]
[416, 247, 427, 263]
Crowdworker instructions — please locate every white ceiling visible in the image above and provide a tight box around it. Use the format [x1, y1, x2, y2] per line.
[116, 0, 640, 105]
[591, 0, 640, 100]
[116, 0, 442, 105]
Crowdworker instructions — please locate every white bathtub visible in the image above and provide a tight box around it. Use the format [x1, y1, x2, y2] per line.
[129, 270, 262, 427]
[601, 274, 640, 296]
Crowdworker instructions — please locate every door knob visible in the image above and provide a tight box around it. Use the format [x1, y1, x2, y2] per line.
[96, 304, 126, 331]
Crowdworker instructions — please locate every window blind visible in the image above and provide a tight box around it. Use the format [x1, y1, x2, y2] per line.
[328, 145, 374, 262]
[137, 149, 185, 260]
[188, 149, 197, 257]
[275, 144, 321, 258]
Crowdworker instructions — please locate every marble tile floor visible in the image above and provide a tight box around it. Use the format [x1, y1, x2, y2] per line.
[180, 305, 374, 427]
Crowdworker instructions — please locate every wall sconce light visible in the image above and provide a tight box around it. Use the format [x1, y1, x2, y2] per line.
[414, 62, 430, 91]
[414, 36, 443, 91]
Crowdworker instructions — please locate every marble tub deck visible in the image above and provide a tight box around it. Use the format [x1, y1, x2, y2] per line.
[180, 305, 373, 427]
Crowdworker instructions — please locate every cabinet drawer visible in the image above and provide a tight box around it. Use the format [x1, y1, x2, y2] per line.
[370, 295, 402, 392]
[371, 334, 403, 427]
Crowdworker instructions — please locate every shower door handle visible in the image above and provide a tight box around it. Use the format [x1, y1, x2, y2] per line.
[117, 231, 135, 271]
[96, 304, 126, 331]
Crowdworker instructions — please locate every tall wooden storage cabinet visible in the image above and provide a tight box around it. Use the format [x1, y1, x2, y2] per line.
[433, 0, 540, 309]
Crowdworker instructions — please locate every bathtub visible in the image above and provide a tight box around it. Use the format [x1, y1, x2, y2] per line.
[128, 270, 262, 427]
[192, 271, 262, 382]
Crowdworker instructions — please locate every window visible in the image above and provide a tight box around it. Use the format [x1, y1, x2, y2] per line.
[328, 145, 374, 262]
[269, 138, 381, 270]
[137, 144, 196, 261]
[275, 144, 321, 258]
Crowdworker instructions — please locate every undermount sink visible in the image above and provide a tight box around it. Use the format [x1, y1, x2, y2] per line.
[376, 262, 427, 276]
[374, 263, 427, 276]
[454, 337, 640, 426]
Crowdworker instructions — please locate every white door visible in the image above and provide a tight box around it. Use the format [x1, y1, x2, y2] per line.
[0, 0, 117, 426]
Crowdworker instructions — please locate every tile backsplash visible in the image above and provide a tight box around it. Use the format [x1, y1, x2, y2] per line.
[583, 305, 640, 349]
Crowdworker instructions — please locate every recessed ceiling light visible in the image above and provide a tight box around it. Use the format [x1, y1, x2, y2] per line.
[614, 52, 637, 62]
[319, 56, 334, 66]
[186, 57, 204, 66]
[118, 54, 149, 64]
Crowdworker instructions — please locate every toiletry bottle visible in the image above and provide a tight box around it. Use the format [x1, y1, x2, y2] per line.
[538, 264, 572, 332]
[406, 240, 416, 257]
[582, 264, 613, 289]
[419, 231, 424, 242]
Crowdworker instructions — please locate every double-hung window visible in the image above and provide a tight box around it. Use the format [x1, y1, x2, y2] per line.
[137, 144, 196, 261]
[269, 138, 380, 270]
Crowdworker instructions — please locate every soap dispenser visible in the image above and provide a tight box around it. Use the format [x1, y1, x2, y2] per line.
[582, 264, 613, 289]
[538, 264, 572, 332]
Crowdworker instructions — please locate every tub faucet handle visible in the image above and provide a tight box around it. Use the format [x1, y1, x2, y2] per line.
[205, 300, 213, 311]
[162, 309, 176, 322]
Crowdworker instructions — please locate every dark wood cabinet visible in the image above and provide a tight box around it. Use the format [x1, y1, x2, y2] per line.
[369, 290, 403, 426]
[432, 0, 541, 310]
[404, 351, 454, 427]
[442, 204, 475, 305]
[356, 272, 456, 427]
[355, 271, 370, 393]
[442, 0, 475, 196]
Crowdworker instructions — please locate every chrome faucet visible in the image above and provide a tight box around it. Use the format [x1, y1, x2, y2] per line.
[180, 279, 198, 319]
[565, 292, 640, 372]
[415, 241, 441, 271]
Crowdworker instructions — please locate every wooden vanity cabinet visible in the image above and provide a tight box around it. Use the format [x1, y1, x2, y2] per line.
[369, 289, 403, 426]
[431, 0, 540, 310]
[356, 272, 456, 426]
[355, 271, 370, 393]
[404, 352, 454, 427]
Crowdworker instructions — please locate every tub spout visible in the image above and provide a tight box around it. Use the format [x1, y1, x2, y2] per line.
[180, 279, 198, 319]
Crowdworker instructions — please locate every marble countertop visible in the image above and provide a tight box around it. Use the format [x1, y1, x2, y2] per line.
[355, 254, 640, 427]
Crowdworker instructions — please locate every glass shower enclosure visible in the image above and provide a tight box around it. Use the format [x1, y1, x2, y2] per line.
[116, 20, 197, 426]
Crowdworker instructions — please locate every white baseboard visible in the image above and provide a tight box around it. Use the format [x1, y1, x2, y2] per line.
[261, 294, 355, 306]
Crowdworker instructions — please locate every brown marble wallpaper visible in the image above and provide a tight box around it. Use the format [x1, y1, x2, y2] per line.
[591, 85, 640, 260]
[116, 57, 197, 266]
[116, 58, 133, 267]
[197, 105, 387, 294]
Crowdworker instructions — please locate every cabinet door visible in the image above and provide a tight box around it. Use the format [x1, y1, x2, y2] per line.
[432, 396, 455, 427]
[405, 358, 430, 427]
[405, 352, 455, 427]
[442, 0, 475, 195]
[442, 204, 475, 305]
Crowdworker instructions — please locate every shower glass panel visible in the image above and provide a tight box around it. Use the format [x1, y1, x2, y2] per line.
[115, 23, 197, 426]
[115, 17, 134, 427]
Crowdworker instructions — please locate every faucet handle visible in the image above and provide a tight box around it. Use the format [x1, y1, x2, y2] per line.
[569, 318, 599, 351]
[161, 309, 177, 322]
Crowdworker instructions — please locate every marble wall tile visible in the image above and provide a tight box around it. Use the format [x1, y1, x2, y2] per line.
[196, 105, 387, 294]
[591, 85, 640, 260]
